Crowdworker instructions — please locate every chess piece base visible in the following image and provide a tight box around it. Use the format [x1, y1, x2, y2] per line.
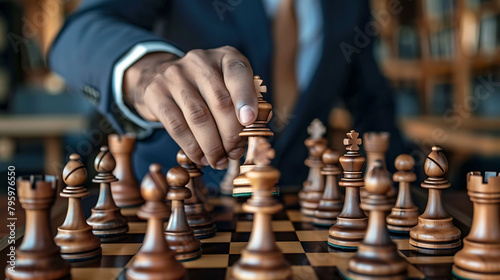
[452, 239, 500, 280]
[55, 227, 102, 261]
[87, 208, 129, 238]
[231, 249, 292, 280]
[409, 216, 461, 253]
[232, 185, 279, 197]
[126, 251, 186, 280]
[192, 223, 217, 239]
[313, 199, 343, 227]
[301, 191, 322, 217]
[328, 216, 368, 249]
[386, 206, 419, 234]
[5, 250, 71, 280]
[165, 231, 202, 261]
[348, 243, 407, 278]
[61, 247, 102, 262]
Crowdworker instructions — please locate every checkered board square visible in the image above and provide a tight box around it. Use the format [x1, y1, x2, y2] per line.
[65, 195, 455, 280]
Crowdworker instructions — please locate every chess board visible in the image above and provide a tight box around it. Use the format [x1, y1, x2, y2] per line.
[8, 192, 462, 280]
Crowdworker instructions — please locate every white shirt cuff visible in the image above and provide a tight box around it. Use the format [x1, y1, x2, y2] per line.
[112, 41, 185, 129]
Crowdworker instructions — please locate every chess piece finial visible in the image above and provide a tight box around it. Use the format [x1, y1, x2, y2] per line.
[254, 75, 267, 97]
[386, 154, 418, 234]
[410, 146, 461, 254]
[56, 153, 102, 261]
[94, 146, 116, 173]
[453, 171, 500, 279]
[348, 161, 407, 279]
[307, 118, 326, 140]
[313, 149, 344, 227]
[165, 166, 202, 261]
[328, 130, 368, 249]
[141, 163, 168, 204]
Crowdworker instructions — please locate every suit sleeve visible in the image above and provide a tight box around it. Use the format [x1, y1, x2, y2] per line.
[48, 0, 178, 133]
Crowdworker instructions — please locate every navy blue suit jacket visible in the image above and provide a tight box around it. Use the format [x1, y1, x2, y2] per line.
[49, 0, 404, 188]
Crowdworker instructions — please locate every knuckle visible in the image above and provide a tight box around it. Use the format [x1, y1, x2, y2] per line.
[204, 144, 225, 160]
[186, 104, 211, 125]
[224, 133, 242, 148]
[182, 142, 203, 162]
[211, 88, 233, 110]
[184, 49, 205, 61]
[167, 118, 188, 136]
[163, 63, 183, 78]
[224, 58, 248, 72]
[220, 45, 238, 53]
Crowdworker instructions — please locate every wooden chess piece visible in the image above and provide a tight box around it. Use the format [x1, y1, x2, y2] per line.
[220, 158, 240, 195]
[164, 166, 202, 261]
[386, 154, 419, 234]
[409, 146, 461, 254]
[348, 160, 408, 280]
[299, 118, 327, 209]
[126, 164, 186, 280]
[87, 146, 129, 238]
[328, 130, 368, 250]
[362, 132, 396, 203]
[452, 171, 500, 280]
[5, 175, 71, 280]
[233, 76, 276, 197]
[313, 149, 343, 227]
[300, 119, 328, 216]
[177, 149, 217, 239]
[231, 138, 292, 280]
[109, 134, 144, 207]
[54, 154, 102, 261]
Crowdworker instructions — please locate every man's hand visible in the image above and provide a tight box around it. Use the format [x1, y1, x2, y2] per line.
[123, 46, 257, 170]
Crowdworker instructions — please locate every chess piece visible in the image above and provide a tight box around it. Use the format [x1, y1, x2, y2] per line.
[126, 164, 186, 280]
[220, 158, 240, 195]
[109, 134, 144, 207]
[348, 161, 408, 279]
[164, 166, 202, 261]
[313, 149, 343, 227]
[177, 149, 217, 239]
[87, 146, 129, 238]
[233, 76, 276, 197]
[362, 132, 396, 203]
[54, 154, 102, 261]
[409, 146, 461, 254]
[452, 171, 500, 280]
[300, 119, 328, 216]
[386, 154, 419, 234]
[231, 138, 292, 280]
[328, 130, 368, 249]
[5, 175, 71, 280]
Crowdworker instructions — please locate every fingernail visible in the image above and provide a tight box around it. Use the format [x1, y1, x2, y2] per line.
[228, 147, 245, 159]
[215, 157, 229, 170]
[239, 105, 255, 125]
[200, 156, 209, 166]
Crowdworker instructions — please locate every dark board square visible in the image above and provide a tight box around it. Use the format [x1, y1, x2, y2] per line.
[301, 241, 331, 253]
[228, 254, 241, 266]
[231, 232, 299, 242]
[187, 268, 227, 280]
[312, 266, 343, 280]
[214, 220, 236, 232]
[235, 213, 254, 221]
[272, 211, 289, 220]
[125, 215, 142, 222]
[293, 221, 315, 230]
[201, 242, 230, 254]
[231, 232, 251, 242]
[283, 253, 310, 266]
[112, 233, 145, 243]
[71, 255, 133, 268]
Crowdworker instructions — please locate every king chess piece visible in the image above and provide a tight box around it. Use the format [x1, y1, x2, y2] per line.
[362, 132, 396, 203]
[348, 160, 408, 280]
[54, 154, 102, 261]
[231, 138, 292, 280]
[328, 130, 368, 250]
[409, 146, 461, 254]
[164, 166, 202, 261]
[177, 149, 217, 239]
[109, 134, 144, 207]
[386, 154, 419, 234]
[5, 175, 71, 280]
[313, 149, 343, 227]
[126, 164, 186, 280]
[233, 75, 275, 197]
[452, 171, 500, 280]
[300, 119, 328, 216]
[87, 146, 129, 238]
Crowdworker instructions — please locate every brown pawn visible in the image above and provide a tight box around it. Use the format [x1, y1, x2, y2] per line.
[126, 164, 186, 280]
[109, 134, 144, 207]
[177, 149, 217, 239]
[313, 149, 344, 227]
[328, 130, 368, 250]
[299, 118, 327, 210]
[231, 138, 292, 280]
[362, 132, 396, 203]
[386, 154, 419, 234]
[300, 119, 328, 216]
[164, 166, 202, 261]
[348, 161, 408, 280]
[5, 175, 71, 280]
[452, 171, 500, 280]
[54, 154, 102, 261]
[409, 146, 461, 254]
[87, 146, 129, 238]
[233, 76, 275, 197]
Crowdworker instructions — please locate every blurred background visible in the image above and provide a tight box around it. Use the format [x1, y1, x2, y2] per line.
[1, 0, 499, 189]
